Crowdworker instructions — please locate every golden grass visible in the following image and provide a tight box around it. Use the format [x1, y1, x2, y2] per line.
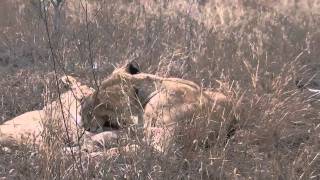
[0, 0, 320, 179]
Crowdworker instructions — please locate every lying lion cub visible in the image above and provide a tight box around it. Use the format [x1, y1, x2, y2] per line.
[0, 76, 119, 152]
[80, 62, 236, 154]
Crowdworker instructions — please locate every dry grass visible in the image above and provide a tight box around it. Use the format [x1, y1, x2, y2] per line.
[0, 0, 320, 179]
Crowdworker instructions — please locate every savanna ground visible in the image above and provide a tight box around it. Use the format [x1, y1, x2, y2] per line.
[0, 0, 320, 179]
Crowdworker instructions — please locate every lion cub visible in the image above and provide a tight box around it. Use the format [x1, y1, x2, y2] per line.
[80, 62, 236, 155]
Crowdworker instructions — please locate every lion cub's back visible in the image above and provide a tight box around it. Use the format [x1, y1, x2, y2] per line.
[0, 110, 43, 144]
[160, 79, 202, 103]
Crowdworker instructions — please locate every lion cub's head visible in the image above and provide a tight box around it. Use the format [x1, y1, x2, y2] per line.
[79, 61, 141, 132]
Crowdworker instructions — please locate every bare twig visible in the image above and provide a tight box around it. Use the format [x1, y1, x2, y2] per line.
[79, 0, 99, 91]
[39, 0, 84, 177]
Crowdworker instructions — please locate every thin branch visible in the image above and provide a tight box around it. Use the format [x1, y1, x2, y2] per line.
[40, 0, 85, 177]
[79, 0, 100, 91]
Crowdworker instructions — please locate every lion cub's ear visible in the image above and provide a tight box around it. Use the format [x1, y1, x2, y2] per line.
[126, 61, 140, 75]
[93, 103, 113, 117]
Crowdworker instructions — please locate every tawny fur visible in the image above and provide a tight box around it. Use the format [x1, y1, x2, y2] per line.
[81, 62, 235, 154]
[0, 76, 118, 151]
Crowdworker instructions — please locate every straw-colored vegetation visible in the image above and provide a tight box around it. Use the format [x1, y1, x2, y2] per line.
[0, 0, 320, 179]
